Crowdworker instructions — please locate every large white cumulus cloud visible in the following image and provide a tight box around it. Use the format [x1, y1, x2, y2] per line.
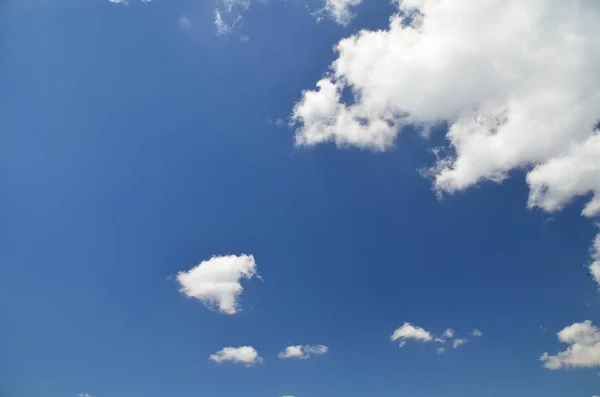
[292, 0, 600, 211]
[291, 0, 600, 285]
[540, 320, 600, 369]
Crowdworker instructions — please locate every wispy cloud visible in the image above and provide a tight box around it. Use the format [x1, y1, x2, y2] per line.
[179, 15, 191, 30]
[278, 345, 329, 359]
[214, 0, 251, 36]
[108, 0, 151, 4]
[311, 0, 363, 26]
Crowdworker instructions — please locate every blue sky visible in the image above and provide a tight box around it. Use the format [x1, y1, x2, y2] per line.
[2, 1, 600, 397]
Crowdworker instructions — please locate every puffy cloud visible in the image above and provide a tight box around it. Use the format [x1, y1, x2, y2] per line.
[452, 338, 467, 349]
[436, 347, 446, 355]
[540, 320, 600, 369]
[314, 0, 363, 26]
[78, 394, 94, 397]
[291, 0, 600, 283]
[391, 323, 433, 346]
[176, 254, 258, 315]
[443, 328, 455, 338]
[471, 329, 483, 337]
[278, 345, 329, 359]
[210, 346, 263, 366]
[214, 0, 250, 36]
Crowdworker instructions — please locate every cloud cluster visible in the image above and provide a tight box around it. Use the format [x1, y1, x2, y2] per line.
[391, 323, 479, 353]
[210, 346, 264, 366]
[176, 254, 258, 315]
[291, 0, 600, 282]
[540, 320, 600, 370]
[278, 345, 329, 359]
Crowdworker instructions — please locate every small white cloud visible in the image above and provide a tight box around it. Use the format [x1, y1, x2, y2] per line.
[452, 338, 467, 349]
[589, 233, 600, 286]
[313, 0, 363, 26]
[436, 347, 446, 355]
[78, 394, 95, 397]
[179, 15, 191, 29]
[443, 328, 455, 338]
[267, 117, 286, 127]
[176, 254, 258, 315]
[470, 329, 483, 337]
[240, 36, 250, 42]
[540, 320, 600, 369]
[209, 346, 263, 366]
[391, 323, 433, 346]
[278, 345, 329, 359]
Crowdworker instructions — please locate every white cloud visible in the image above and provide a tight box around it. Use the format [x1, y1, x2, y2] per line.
[278, 345, 329, 359]
[452, 338, 467, 349]
[314, 0, 363, 26]
[436, 347, 446, 355]
[443, 328, 454, 338]
[470, 329, 483, 337]
[179, 15, 191, 30]
[108, 0, 150, 4]
[209, 346, 263, 366]
[78, 394, 94, 397]
[214, 0, 250, 36]
[391, 323, 433, 346]
[291, 0, 600, 284]
[540, 320, 600, 369]
[590, 233, 600, 285]
[176, 254, 258, 315]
